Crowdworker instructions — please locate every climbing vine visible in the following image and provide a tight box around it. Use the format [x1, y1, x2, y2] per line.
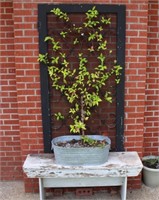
[38, 6, 122, 136]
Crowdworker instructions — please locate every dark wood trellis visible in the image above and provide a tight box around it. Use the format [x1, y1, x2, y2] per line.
[38, 4, 126, 153]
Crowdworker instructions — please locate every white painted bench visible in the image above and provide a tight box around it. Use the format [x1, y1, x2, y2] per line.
[23, 152, 143, 200]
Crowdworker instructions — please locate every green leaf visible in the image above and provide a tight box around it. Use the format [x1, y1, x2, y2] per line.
[51, 8, 69, 22]
[69, 108, 76, 114]
[98, 53, 105, 63]
[52, 41, 61, 51]
[38, 53, 48, 64]
[60, 31, 68, 38]
[97, 41, 107, 51]
[54, 112, 64, 120]
[101, 17, 111, 24]
[73, 38, 79, 45]
[88, 33, 96, 41]
[44, 36, 53, 42]
[70, 120, 86, 134]
[62, 59, 69, 67]
[51, 56, 59, 64]
[105, 92, 112, 103]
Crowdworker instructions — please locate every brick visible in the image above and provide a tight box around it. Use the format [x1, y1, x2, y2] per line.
[23, 3, 36, 9]
[14, 23, 32, 29]
[53, 189, 63, 196]
[130, 11, 148, 17]
[14, 10, 32, 16]
[76, 188, 93, 196]
[15, 37, 33, 43]
[24, 29, 38, 35]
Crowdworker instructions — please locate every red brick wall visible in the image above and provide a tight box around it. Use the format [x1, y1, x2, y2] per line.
[124, 2, 148, 157]
[144, 1, 159, 156]
[0, 1, 23, 180]
[13, 1, 44, 157]
[13, 1, 44, 191]
[0, 0, 158, 193]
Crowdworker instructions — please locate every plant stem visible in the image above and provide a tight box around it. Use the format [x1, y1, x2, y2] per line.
[81, 95, 85, 136]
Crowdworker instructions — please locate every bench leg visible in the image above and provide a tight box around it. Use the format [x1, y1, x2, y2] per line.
[120, 177, 127, 200]
[39, 178, 45, 200]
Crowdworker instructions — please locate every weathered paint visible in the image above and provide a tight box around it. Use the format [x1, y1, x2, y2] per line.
[23, 152, 143, 178]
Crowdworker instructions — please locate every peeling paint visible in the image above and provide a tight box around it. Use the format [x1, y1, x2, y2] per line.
[23, 152, 143, 179]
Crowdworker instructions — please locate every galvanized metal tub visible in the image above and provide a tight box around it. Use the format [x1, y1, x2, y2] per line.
[51, 135, 111, 166]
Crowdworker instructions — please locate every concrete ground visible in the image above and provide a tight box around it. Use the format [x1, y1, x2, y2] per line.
[0, 181, 159, 200]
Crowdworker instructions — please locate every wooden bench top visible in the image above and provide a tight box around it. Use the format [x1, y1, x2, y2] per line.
[23, 152, 143, 178]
